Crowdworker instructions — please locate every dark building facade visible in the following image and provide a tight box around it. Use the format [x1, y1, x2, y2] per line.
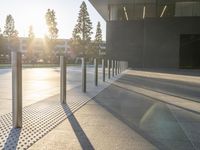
[89, 0, 200, 68]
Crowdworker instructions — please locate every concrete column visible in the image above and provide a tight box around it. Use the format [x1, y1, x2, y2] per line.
[60, 56, 66, 104]
[94, 58, 98, 86]
[82, 57, 86, 93]
[107, 59, 110, 79]
[12, 51, 22, 128]
[102, 59, 105, 82]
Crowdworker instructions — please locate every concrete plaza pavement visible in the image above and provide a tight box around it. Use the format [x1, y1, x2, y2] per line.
[30, 69, 200, 150]
[0, 66, 102, 115]
[0, 68, 200, 149]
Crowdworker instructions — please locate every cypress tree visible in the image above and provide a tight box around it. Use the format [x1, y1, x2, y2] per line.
[3, 14, 19, 52]
[3, 14, 18, 39]
[28, 25, 35, 40]
[45, 9, 59, 63]
[71, 1, 93, 56]
[45, 9, 58, 40]
[27, 25, 35, 63]
[94, 21, 103, 57]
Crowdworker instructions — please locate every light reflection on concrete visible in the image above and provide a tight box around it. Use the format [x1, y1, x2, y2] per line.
[0, 66, 98, 115]
[139, 103, 194, 149]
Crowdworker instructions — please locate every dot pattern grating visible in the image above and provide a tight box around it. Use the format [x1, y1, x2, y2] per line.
[0, 76, 121, 150]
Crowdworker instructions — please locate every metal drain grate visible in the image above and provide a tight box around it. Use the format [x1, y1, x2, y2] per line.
[0, 77, 120, 150]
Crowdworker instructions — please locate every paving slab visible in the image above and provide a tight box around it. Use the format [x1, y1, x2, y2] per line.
[1, 68, 200, 150]
[0, 73, 121, 149]
[29, 100, 157, 150]
[111, 70, 200, 114]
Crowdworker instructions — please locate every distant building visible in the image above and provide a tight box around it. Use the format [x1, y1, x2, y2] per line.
[18, 37, 70, 63]
[19, 37, 69, 54]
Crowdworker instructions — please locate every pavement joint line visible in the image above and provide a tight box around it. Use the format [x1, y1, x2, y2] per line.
[111, 80, 200, 115]
[93, 92, 166, 150]
[168, 106, 198, 150]
[0, 74, 122, 150]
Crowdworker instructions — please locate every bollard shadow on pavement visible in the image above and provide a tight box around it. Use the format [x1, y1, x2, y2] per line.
[3, 128, 21, 149]
[62, 104, 94, 150]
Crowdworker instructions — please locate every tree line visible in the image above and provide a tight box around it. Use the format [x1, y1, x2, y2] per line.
[0, 1, 103, 64]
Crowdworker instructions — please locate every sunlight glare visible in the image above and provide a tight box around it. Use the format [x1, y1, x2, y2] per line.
[15, 2, 48, 38]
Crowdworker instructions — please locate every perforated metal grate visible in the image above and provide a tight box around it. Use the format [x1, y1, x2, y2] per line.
[0, 76, 121, 150]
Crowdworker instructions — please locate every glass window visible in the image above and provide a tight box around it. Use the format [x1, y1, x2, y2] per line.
[175, 2, 200, 17]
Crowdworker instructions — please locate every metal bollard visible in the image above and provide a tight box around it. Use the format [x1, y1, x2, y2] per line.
[116, 61, 118, 74]
[123, 61, 125, 71]
[118, 61, 120, 74]
[102, 59, 105, 82]
[120, 61, 123, 72]
[112, 60, 114, 77]
[94, 58, 98, 86]
[107, 59, 110, 79]
[121, 61, 123, 72]
[115, 60, 117, 75]
[119, 61, 121, 73]
[60, 56, 66, 104]
[82, 57, 86, 93]
[12, 51, 22, 128]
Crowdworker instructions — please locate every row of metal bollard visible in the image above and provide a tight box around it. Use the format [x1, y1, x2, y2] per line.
[81, 58, 128, 93]
[11, 51, 128, 128]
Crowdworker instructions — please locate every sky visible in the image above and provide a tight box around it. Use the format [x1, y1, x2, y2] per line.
[0, 0, 106, 40]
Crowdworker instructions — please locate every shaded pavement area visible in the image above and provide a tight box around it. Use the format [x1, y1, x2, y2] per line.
[93, 85, 200, 150]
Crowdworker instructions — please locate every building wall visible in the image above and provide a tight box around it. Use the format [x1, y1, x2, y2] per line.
[106, 17, 200, 68]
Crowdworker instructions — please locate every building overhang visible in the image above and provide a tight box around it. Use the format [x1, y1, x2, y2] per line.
[89, 0, 108, 21]
[89, 0, 123, 21]
[89, 0, 200, 21]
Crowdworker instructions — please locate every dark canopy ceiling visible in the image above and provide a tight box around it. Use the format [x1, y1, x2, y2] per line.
[89, 0, 200, 20]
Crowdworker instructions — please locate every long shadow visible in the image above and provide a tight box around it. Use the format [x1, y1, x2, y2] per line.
[62, 104, 94, 150]
[3, 128, 21, 149]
